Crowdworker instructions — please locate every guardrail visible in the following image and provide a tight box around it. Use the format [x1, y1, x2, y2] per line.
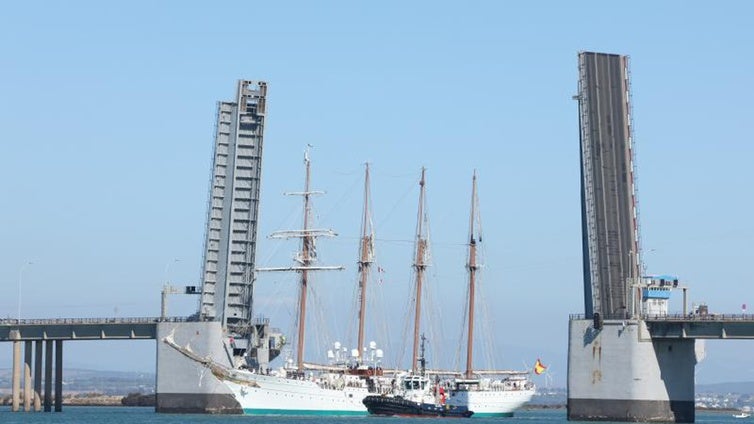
[644, 313, 754, 322]
[0, 316, 192, 326]
[569, 313, 754, 322]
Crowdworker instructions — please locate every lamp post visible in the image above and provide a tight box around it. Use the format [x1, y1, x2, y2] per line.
[18, 261, 33, 322]
[164, 258, 180, 285]
[161, 259, 180, 318]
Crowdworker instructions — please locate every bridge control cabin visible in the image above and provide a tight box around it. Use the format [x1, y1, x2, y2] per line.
[639, 275, 681, 317]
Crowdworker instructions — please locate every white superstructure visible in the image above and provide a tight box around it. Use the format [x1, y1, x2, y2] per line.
[222, 369, 371, 415]
[446, 375, 535, 417]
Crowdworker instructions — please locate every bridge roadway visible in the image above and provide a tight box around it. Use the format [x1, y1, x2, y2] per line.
[570, 313, 754, 339]
[578, 52, 638, 319]
[0, 316, 189, 413]
[645, 313, 754, 339]
[0, 316, 188, 341]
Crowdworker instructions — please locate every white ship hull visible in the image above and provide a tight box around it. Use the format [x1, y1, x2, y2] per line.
[222, 371, 370, 416]
[447, 387, 535, 417]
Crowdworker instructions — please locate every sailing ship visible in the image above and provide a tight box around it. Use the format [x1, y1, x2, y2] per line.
[167, 160, 533, 416]
[215, 154, 389, 415]
[444, 171, 535, 417]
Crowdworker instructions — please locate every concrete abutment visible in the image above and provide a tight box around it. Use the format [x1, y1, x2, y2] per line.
[568, 319, 699, 422]
[155, 321, 241, 414]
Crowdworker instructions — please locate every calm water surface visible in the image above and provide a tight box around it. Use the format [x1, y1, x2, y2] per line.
[0, 407, 743, 424]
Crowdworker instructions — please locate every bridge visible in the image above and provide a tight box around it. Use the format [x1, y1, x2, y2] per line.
[0, 317, 187, 412]
[569, 51, 753, 423]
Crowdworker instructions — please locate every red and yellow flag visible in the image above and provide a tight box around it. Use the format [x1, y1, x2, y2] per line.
[534, 359, 547, 375]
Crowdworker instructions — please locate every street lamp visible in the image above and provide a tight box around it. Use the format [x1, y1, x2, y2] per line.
[164, 258, 180, 285]
[18, 261, 33, 322]
[161, 259, 180, 319]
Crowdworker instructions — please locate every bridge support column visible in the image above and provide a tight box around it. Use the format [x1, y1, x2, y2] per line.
[155, 321, 241, 414]
[568, 319, 699, 423]
[24, 340, 32, 411]
[55, 340, 63, 412]
[12, 340, 21, 412]
[34, 341, 42, 411]
[44, 340, 53, 412]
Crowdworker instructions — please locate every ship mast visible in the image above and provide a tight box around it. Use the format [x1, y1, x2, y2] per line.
[356, 163, 374, 361]
[257, 148, 343, 372]
[411, 168, 429, 374]
[465, 171, 481, 379]
[296, 151, 314, 373]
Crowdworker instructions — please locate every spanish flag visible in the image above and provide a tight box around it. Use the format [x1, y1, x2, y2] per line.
[534, 359, 547, 375]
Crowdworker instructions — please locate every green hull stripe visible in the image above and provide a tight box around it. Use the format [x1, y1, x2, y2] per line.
[243, 408, 367, 416]
[243, 408, 514, 417]
[471, 412, 515, 418]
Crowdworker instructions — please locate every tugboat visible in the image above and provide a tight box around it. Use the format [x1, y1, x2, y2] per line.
[362, 335, 473, 418]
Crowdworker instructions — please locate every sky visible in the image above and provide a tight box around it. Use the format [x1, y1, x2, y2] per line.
[1, 1, 753, 387]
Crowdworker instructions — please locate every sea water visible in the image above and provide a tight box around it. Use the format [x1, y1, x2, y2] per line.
[0, 407, 743, 424]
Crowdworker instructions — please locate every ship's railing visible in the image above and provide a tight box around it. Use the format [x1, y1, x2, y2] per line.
[0, 316, 191, 326]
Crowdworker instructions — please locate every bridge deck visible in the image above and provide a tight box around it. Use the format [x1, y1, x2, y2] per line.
[571, 314, 754, 339]
[645, 314, 754, 339]
[0, 317, 188, 341]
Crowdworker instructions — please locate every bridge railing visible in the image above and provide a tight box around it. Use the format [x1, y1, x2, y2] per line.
[0, 316, 192, 326]
[644, 313, 754, 322]
[569, 313, 754, 322]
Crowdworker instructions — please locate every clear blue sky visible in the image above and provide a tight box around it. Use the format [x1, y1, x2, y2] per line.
[1, 1, 753, 387]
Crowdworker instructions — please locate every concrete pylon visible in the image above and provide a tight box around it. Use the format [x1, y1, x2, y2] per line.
[24, 340, 32, 411]
[34, 341, 42, 411]
[55, 340, 63, 412]
[12, 340, 21, 412]
[44, 340, 52, 412]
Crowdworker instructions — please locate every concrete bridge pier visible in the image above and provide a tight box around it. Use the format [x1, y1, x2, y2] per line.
[44, 340, 53, 411]
[34, 341, 42, 411]
[11, 340, 21, 412]
[24, 340, 32, 411]
[55, 340, 63, 412]
[10, 337, 48, 412]
[568, 319, 698, 422]
[155, 321, 241, 413]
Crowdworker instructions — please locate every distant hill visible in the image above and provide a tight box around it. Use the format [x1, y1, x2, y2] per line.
[697, 382, 754, 395]
[0, 368, 154, 396]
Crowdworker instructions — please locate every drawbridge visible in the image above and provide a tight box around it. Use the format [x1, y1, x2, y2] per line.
[569, 52, 754, 423]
